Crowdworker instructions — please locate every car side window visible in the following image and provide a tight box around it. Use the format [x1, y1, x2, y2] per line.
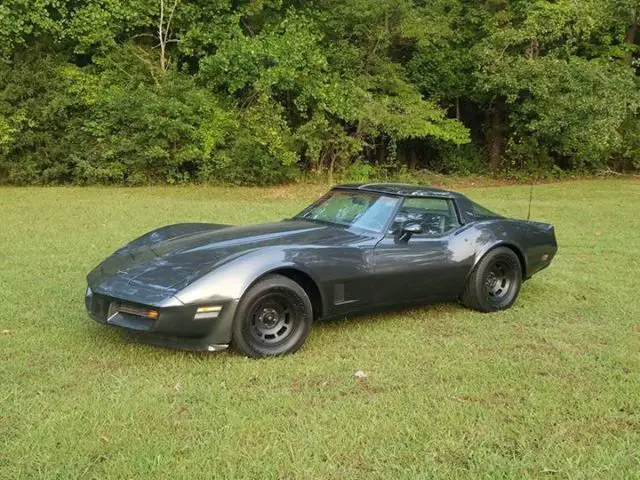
[471, 201, 500, 219]
[389, 197, 461, 237]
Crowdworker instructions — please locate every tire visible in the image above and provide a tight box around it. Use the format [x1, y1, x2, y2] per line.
[232, 274, 313, 357]
[461, 247, 522, 313]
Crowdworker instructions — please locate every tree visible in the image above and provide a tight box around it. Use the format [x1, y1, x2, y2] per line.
[1, 0, 639, 185]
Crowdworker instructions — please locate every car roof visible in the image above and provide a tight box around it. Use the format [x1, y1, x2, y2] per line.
[334, 183, 465, 199]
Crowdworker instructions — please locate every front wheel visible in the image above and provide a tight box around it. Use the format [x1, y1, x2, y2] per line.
[232, 274, 313, 357]
[461, 247, 522, 312]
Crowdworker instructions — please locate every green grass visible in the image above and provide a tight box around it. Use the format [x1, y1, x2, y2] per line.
[1, 180, 639, 479]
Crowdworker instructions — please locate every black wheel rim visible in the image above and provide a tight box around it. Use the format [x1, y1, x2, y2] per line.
[246, 293, 298, 346]
[483, 257, 517, 303]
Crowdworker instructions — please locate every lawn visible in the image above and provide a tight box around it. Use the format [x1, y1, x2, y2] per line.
[0, 180, 639, 479]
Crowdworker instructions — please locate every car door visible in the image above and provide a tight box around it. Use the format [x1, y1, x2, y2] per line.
[372, 196, 473, 305]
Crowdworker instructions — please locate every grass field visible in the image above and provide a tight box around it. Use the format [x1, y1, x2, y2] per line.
[1, 180, 639, 479]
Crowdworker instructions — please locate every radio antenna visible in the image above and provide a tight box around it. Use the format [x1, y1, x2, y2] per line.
[527, 183, 534, 221]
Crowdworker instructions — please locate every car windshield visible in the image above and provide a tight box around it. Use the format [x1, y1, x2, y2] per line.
[296, 190, 400, 233]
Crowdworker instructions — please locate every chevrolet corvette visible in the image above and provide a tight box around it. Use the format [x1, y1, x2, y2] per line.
[85, 184, 557, 357]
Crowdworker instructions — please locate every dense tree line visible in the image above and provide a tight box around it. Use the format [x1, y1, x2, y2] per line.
[1, 0, 639, 185]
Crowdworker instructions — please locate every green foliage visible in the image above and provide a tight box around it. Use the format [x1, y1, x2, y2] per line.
[0, 51, 75, 183]
[1, 0, 640, 184]
[200, 9, 469, 180]
[0, 46, 299, 185]
[480, 57, 640, 169]
[0, 0, 67, 58]
[345, 160, 376, 183]
[408, 0, 640, 174]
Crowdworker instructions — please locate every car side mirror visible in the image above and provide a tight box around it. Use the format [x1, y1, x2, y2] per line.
[399, 222, 423, 242]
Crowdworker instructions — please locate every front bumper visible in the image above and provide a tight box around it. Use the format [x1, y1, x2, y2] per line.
[85, 287, 238, 352]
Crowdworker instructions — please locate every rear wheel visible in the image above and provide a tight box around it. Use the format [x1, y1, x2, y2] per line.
[461, 247, 522, 312]
[232, 274, 313, 357]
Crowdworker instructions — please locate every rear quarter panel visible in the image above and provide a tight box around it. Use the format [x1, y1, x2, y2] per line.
[468, 219, 557, 278]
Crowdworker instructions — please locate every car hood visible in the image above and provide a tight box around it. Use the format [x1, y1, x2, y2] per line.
[87, 220, 357, 304]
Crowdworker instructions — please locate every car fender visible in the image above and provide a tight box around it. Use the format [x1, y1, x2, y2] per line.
[172, 246, 332, 345]
[469, 221, 529, 278]
[173, 246, 323, 306]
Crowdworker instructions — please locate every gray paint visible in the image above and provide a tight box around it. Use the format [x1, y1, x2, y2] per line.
[85, 184, 558, 350]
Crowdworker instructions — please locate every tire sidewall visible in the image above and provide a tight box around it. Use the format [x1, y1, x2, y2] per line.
[473, 247, 522, 311]
[232, 275, 313, 357]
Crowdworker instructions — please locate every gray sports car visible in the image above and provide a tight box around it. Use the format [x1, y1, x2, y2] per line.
[85, 184, 557, 357]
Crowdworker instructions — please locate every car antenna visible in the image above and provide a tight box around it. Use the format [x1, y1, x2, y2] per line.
[527, 183, 534, 221]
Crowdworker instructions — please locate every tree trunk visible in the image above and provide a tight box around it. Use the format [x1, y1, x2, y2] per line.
[624, 21, 638, 66]
[409, 147, 418, 171]
[159, 0, 166, 71]
[485, 99, 506, 171]
[328, 152, 336, 185]
[377, 142, 386, 165]
[159, 42, 166, 72]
